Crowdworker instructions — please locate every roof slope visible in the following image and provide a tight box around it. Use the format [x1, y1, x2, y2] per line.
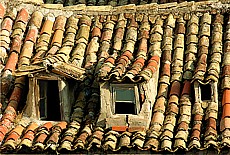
[0, 0, 230, 154]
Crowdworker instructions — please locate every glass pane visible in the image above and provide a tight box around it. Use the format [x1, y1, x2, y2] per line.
[115, 88, 135, 102]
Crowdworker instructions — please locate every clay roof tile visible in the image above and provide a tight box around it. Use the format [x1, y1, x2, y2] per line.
[0, 3, 5, 19]
[15, 8, 29, 24]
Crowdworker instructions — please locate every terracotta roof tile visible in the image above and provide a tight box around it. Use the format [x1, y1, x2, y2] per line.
[40, 15, 55, 35]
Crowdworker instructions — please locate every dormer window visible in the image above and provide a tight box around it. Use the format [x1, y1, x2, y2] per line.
[111, 84, 140, 115]
[200, 83, 212, 101]
[38, 80, 61, 121]
[23, 73, 74, 122]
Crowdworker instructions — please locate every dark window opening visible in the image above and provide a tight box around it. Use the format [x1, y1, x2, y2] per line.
[112, 85, 139, 115]
[38, 80, 61, 121]
[200, 84, 212, 100]
[115, 102, 135, 114]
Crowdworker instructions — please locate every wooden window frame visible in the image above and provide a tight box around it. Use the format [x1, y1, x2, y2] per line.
[110, 84, 140, 115]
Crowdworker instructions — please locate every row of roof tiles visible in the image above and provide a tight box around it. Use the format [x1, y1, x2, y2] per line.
[44, 0, 205, 6]
[1, 1, 230, 153]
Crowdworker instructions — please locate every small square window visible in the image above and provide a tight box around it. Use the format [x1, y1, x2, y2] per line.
[111, 84, 140, 115]
[38, 80, 61, 121]
[200, 83, 212, 100]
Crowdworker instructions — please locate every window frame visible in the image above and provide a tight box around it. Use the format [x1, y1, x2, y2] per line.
[38, 80, 48, 120]
[37, 79, 61, 121]
[110, 84, 140, 115]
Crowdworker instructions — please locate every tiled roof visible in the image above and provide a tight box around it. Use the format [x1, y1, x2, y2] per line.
[1, 0, 230, 154]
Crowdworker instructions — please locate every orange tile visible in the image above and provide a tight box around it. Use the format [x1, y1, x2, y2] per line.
[112, 126, 128, 132]
[42, 122, 53, 131]
[22, 131, 35, 141]
[150, 56, 160, 64]
[222, 104, 230, 118]
[25, 122, 38, 133]
[0, 3, 5, 18]
[134, 58, 145, 67]
[11, 125, 24, 135]
[5, 132, 20, 141]
[0, 133, 4, 142]
[15, 8, 29, 23]
[222, 89, 230, 106]
[2, 18, 13, 31]
[147, 65, 157, 74]
[92, 27, 101, 38]
[170, 81, 181, 96]
[55, 121, 67, 130]
[25, 27, 38, 43]
[51, 29, 64, 46]
[147, 60, 158, 73]
[40, 19, 54, 35]
[191, 129, 200, 141]
[181, 80, 191, 95]
[122, 51, 133, 60]
[105, 57, 115, 64]
[4, 52, 18, 72]
[0, 125, 8, 135]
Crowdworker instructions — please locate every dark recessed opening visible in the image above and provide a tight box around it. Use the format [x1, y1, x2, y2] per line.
[39, 80, 61, 121]
[115, 102, 136, 114]
[200, 84, 212, 100]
